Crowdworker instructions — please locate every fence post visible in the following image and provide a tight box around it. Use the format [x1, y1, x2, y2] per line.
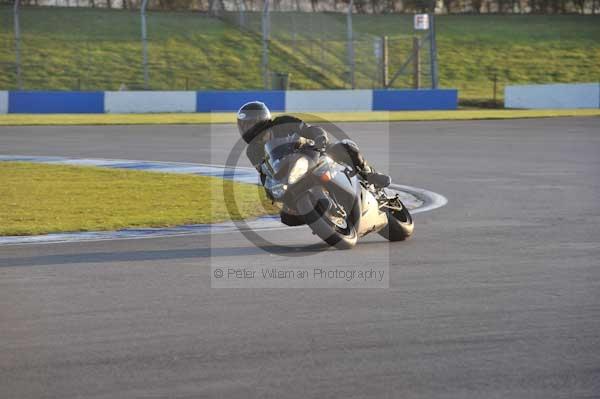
[237, 0, 246, 28]
[13, 0, 22, 90]
[413, 36, 420, 89]
[291, 13, 297, 53]
[262, 0, 270, 89]
[428, 12, 438, 89]
[346, 0, 355, 89]
[382, 36, 388, 88]
[493, 73, 497, 103]
[141, 0, 149, 89]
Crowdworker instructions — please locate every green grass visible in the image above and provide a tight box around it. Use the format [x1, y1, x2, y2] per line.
[0, 109, 599, 126]
[0, 162, 277, 236]
[1, 8, 599, 102]
[0, 7, 336, 91]
[353, 14, 600, 101]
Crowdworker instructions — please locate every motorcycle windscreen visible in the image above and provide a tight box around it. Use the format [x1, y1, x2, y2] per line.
[264, 136, 300, 178]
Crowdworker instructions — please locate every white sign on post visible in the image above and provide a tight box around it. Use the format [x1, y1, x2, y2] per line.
[414, 14, 429, 30]
[373, 38, 382, 58]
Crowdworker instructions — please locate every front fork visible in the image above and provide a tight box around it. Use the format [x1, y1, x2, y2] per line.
[285, 172, 358, 224]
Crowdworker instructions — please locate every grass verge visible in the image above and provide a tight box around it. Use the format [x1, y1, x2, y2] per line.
[0, 162, 277, 236]
[0, 109, 598, 126]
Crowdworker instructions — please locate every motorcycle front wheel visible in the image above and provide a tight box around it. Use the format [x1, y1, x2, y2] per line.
[297, 193, 358, 250]
[378, 199, 414, 242]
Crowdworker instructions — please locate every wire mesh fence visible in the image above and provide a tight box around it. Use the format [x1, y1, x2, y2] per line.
[220, 8, 436, 90]
[0, 3, 435, 91]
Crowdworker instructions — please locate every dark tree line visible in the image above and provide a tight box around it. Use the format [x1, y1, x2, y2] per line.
[3, 0, 598, 13]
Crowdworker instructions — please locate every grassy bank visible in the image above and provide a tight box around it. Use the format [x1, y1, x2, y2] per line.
[0, 8, 598, 103]
[0, 162, 277, 236]
[353, 14, 600, 101]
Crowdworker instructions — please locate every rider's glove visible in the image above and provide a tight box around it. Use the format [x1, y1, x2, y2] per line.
[313, 135, 328, 150]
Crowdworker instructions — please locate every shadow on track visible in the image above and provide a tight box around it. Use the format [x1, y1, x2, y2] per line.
[0, 243, 335, 268]
[0, 237, 402, 267]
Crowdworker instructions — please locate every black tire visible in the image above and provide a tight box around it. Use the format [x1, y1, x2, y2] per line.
[297, 194, 358, 250]
[378, 201, 414, 242]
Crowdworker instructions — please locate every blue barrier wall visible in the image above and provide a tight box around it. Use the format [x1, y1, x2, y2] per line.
[2, 89, 459, 114]
[197, 90, 286, 112]
[372, 89, 458, 111]
[9, 91, 105, 114]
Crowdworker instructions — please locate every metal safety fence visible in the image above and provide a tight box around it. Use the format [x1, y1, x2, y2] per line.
[0, 1, 438, 91]
[220, 6, 438, 90]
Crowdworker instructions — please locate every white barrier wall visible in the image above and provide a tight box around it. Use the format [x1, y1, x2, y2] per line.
[104, 91, 196, 113]
[0, 91, 8, 114]
[285, 90, 372, 112]
[505, 83, 600, 109]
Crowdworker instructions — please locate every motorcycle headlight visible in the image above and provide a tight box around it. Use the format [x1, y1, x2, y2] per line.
[313, 156, 334, 175]
[270, 183, 287, 200]
[288, 157, 309, 185]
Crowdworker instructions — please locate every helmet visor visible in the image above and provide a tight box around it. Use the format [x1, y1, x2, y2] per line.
[237, 105, 271, 143]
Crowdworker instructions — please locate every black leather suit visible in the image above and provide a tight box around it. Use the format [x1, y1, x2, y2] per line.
[245, 115, 365, 172]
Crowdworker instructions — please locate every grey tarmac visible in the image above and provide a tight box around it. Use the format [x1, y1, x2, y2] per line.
[1, 117, 599, 398]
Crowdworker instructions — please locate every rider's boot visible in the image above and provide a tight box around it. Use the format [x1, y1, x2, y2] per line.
[328, 140, 391, 188]
[359, 163, 391, 188]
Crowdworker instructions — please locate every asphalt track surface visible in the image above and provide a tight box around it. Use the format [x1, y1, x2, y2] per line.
[1, 118, 599, 398]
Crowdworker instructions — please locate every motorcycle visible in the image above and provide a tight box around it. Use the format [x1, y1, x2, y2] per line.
[260, 133, 414, 249]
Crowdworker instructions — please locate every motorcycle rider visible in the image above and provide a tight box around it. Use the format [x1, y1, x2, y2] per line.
[237, 101, 391, 226]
